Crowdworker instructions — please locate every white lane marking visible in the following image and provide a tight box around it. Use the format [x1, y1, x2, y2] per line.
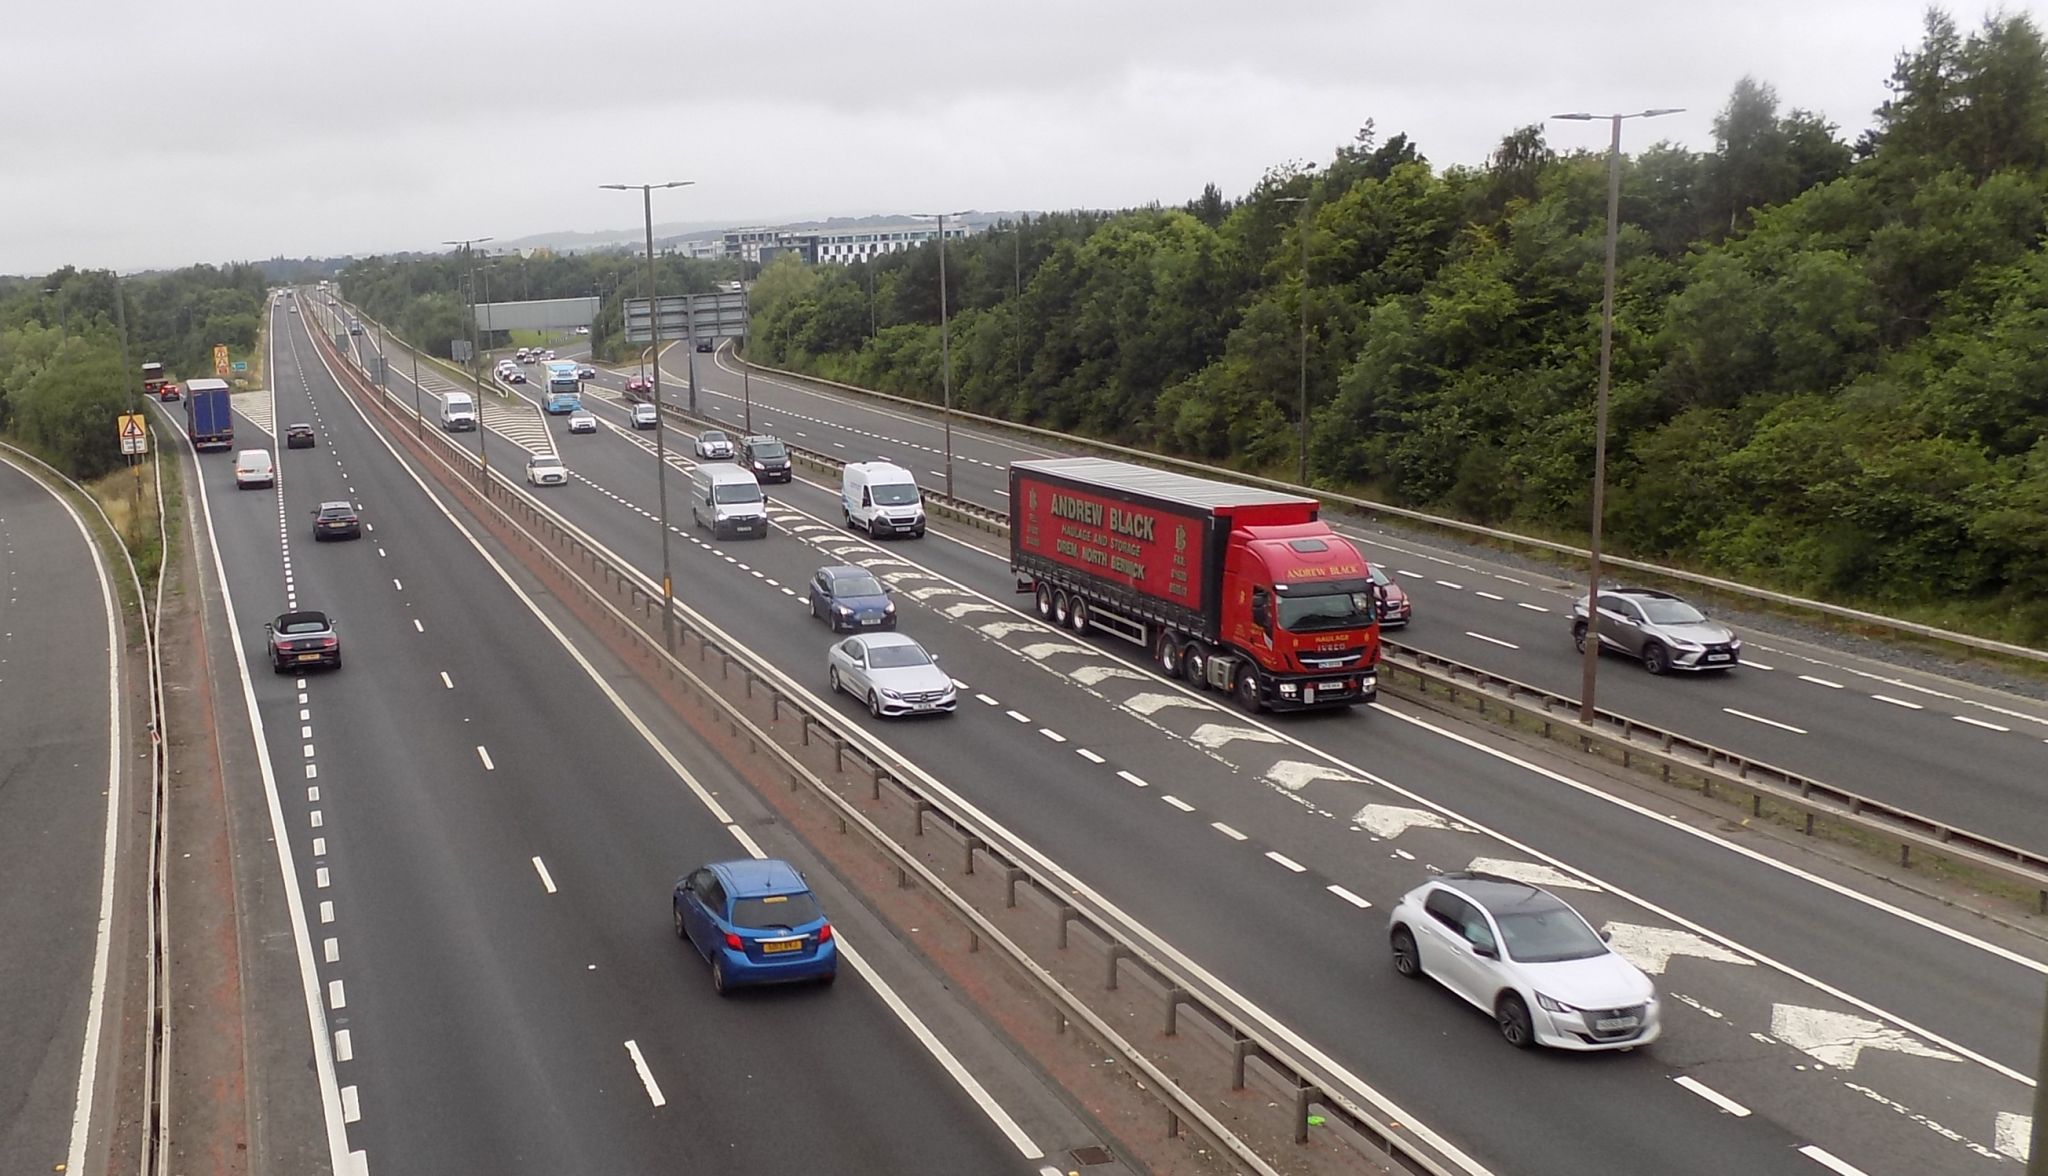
[299, 708, 310, 721]
[1038, 728, 1066, 743]
[392, 578, 403, 590]
[312, 837, 326, 857]
[323, 937, 338, 963]
[476, 746, 495, 770]
[1005, 709, 1030, 723]
[1770, 1004, 1961, 1069]
[1397, 569, 1422, 577]
[309, 811, 323, 829]
[1187, 724, 1283, 749]
[341, 1085, 360, 1124]
[1798, 1144, 1870, 1175]
[1436, 580, 1464, 589]
[1872, 694, 1924, 710]
[1493, 574, 1530, 586]
[1267, 761, 1360, 791]
[1463, 631, 1519, 650]
[1798, 674, 1844, 689]
[413, 619, 423, 632]
[1124, 691, 1209, 715]
[532, 857, 558, 894]
[1075, 748, 1105, 764]
[1211, 822, 1248, 841]
[327, 979, 346, 1010]
[300, 725, 313, 739]
[1475, 591, 1504, 601]
[302, 744, 316, 759]
[440, 671, 453, 689]
[1265, 851, 1306, 873]
[975, 693, 999, 706]
[319, 901, 333, 924]
[1722, 707, 1807, 734]
[1954, 715, 2011, 732]
[1327, 885, 1372, 909]
[1741, 659, 1774, 670]
[1069, 664, 1151, 686]
[1117, 770, 1150, 788]
[1995, 1112, 2031, 1161]
[624, 1040, 666, 1107]
[1600, 923, 1754, 974]
[334, 1028, 352, 1062]
[1161, 795, 1196, 812]
[1516, 602, 1549, 612]
[1673, 1075, 1751, 1117]
[1467, 857, 1599, 891]
[1353, 804, 1465, 839]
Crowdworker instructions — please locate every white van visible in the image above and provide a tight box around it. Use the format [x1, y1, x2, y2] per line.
[441, 391, 477, 432]
[842, 461, 924, 538]
[690, 464, 767, 539]
[234, 449, 275, 489]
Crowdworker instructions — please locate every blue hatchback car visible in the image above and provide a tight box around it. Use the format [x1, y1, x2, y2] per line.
[807, 565, 896, 632]
[673, 859, 838, 994]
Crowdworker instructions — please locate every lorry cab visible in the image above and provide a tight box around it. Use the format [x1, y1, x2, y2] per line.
[1224, 523, 1380, 701]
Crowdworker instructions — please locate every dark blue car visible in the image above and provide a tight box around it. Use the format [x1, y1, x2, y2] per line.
[673, 859, 838, 994]
[807, 565, 896, 632]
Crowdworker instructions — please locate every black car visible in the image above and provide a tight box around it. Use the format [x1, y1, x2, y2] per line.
[577, 365, 597, 380]
[312, 500, 361, 541]
[285, 423, 316, 449]
[265, 610, 340, 672]
[738, 434, 792, 483]
[695, 340, 713, 353]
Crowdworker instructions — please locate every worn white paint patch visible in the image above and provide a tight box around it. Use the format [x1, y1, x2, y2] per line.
[945, 602, 1010, 619]
[1996, 1112, 2031, 1162]
[978, 622, 1041, 640]
[854, 557, 919, 571]
[1267, 760, 1361, 792]
[1465, 858, 1600, 891]
[1068, 665, 1152, 686]
[1841, 1082, 2000, 1161]
[1352, 803, 1465, 839]
[1124, 692, 1210, 716]
[1769, 1004, 1961, 1069]
[1019, 642, 1092, 660]
[905, 586, 961, 601]
[1600, 923, 1755, 975]
[787, 523, 834, 534]
[1188, 723, 1284, 749]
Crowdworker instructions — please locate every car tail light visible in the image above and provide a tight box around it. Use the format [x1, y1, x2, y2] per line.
[723, 932, 743, 950]
[321, 638, 338, 648]
[817, 923, 833, 943]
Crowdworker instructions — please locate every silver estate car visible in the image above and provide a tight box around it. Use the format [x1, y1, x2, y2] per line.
[1570, 588, 1740, 674]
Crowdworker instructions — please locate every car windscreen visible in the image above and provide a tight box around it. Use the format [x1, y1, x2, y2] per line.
[1638, 598, 1708, 625]
[871, 483, 919, 506]
[833, 573, 885, 598]
[1495, 907, 1608, 963]
[730, 892, 822, 931]
[713, 482, 762, 504]
[702, 432, 728, 444]
[1276, 590, 1374, 632]
[866, 644, 932, 669]
[750, 442, 787, 459]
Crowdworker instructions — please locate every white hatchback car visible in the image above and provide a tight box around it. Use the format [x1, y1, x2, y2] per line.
[826, 633, 956, 719]
[566, 411, 597, 435]
[1388, 872, 1659, 1051]
[525, 453, 569, 487]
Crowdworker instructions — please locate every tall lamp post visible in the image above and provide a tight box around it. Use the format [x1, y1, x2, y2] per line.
[1276, 195, 1312, 484]
[916, 210, 972, 498]
[443, 236, 494, 488]
[1549, 107, 1682, 723]
[601, 180, 694, 651]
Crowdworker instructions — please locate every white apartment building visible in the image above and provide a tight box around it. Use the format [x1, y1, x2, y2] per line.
[808, 222, 974, 265]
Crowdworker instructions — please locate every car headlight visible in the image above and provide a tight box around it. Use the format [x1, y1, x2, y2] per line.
[881, 688, 903, 700]
[753, 461, 765, 470]
[1729, 639, 1742, 650]
[1669, 639, 1704, 651]
[834, 604, 853, 615]
[1534, 992, 1578, 1014]
[884, 601, 896, 614]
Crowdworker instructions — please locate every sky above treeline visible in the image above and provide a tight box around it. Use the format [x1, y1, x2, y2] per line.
[2, 0, 2032, 274]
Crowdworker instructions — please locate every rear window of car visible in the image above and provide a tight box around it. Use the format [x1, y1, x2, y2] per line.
[730, 892, 822, 930]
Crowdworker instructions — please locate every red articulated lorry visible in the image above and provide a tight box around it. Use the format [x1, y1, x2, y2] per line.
[1010, 457, 1380, 712]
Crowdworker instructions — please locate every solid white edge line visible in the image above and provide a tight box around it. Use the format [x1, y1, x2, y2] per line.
[186, 321, 359, 1176]
[1798, 675, 1845, 690]
[531, 856, 557, 894]
[623, 1040, 667, 1107]
[1797, 1144, 1870, 1175]
[311, 327, 1055, 1157]
[1673, 1075, 1751, 1116]
[10, 454, 126, 1176]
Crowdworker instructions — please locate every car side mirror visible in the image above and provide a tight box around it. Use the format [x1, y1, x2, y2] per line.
[883, 585, 896, 595]
[1599, 928, 1612, 942]
[930, 654, 941, 664]
[1472, 943, 1497, 960]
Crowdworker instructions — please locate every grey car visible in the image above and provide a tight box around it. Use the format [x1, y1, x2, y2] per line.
[1570, 588, 1740, 674]
[826, 632, 956, 718]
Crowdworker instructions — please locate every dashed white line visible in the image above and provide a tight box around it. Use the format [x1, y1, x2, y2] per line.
[440, 671, 453, 689]
[976, 693, 999, 706]
[322, 937, 338, 963]
[1161, 795, 1195, 812]
[1798, 674, 1844, 690]
[333, 1028, 352, 1062]
[340, 1085, 360, 1124]
[1516, 602, 1549, 613]
[1075, 748, 1105, 764]
[1436, 580, 1465, 590]
[1117, 770, 1150, 788]
[1742, 659, 1774, 671]
[1797, 1145, 1869, 1175]
[624, 1040, 666, 1107]
[1327, 884, 1372, 909]
[1005, 709, 1030, 723]
[1722, 708, 1808, 735]
[1493, 574, 1529, 586]
[315, 865, 329, 887]
[477, 746, 495, 770]
[1265, 851, 1307, 873]
[1211, 822, 1247, 840]
[532, 856, 558, 894]
[309, 811, 323, 829]
[300, 725, 313, 739]
[1038, 728, 1066, 743]
[392, 578, 403, 590]
[312, 837, 326, 856]
[412, 619, 424, 632]
[1475, 591, 1504, 601]
[1955, 715, 2012, 732]
[1673, 1075, 1751, 1116]
[1464, 631, 1520, 650]
[327, 979, 346, 1010]
[319, 901, 333, 924]
[1872, 695, 1925, 710]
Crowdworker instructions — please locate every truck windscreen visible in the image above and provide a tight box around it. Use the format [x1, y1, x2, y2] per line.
[1278, 590, 1374, 632]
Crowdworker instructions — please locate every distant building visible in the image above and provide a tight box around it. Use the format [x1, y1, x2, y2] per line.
[720, 221, 979, 267]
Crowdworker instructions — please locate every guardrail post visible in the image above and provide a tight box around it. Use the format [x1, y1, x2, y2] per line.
[1004, 867, 1026, 908]
[911, 799, 932, 837]
[1165, 1107, 1180, 1141]
[1055, 905, 1077, 949]
[1293, 1080, 1315, 1144]
[1163, 988, 1189, 1036]
[963, 837, 982, 875]
[1230, 1034, 1252, 1090]
[832, 736, 844, 772]
[870, 766, 885, 801]
[800, 714, 811, 746]
[1105, 944, 1129, 991]
[769, 691, 780, 720]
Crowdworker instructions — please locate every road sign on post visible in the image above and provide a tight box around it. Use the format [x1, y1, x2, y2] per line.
[118, 413, 148, 456]
[231, 360, 248, 373]
[623, 292, 748, 346]
[213, 344, 230, 375]
[450, 339, 473, 363]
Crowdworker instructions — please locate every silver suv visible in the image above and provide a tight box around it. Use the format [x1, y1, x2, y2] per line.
[1570, 587, 1739, 674]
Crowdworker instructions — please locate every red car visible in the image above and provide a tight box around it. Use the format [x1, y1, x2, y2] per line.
[625, 375, 652, 401]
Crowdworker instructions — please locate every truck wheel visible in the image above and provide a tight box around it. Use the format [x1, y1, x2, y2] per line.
[1234, 663, 1263, 714]
[1052, 590, 1072, 627]
[1184, 644, 1210, 690]
[1155, 632, 1181, 676]
[1035, 583, 1055, 620]
[1069, 598, 1090, 634]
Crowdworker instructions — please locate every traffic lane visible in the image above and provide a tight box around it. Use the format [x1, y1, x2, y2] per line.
[0, 460, 117, 1176]
[279, 321, 1039, 1172]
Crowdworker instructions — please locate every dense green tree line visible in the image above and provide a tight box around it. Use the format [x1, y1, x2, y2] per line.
[0, 262, 268, 477]
[750, 10, 2048, 638]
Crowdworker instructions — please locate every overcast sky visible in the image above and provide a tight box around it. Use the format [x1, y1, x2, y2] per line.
[4, 0, 2036, 275]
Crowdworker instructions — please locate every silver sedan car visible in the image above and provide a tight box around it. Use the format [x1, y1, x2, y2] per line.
[826, 632, 956, 718]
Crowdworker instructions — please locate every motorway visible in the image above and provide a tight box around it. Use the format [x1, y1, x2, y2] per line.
[665, 344, 2048, 855]
[0, 457, 122, 1176]
[196, 297, 1105, 1175]
[327, 299, 2043, 1176]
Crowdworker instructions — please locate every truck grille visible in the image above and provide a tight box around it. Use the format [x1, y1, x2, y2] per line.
[1299, 649, 1364, 671]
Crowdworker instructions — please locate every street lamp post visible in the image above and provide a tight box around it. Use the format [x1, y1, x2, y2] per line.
[916, 210, 972, 497]
[1276, 196, 1312, 484]
[43, 287, 65, 336]
[443, 236, 494, 488]
[1549, 107, 1682, 723]
[601, 180, 694, 651]
[412, 337, 422, 438]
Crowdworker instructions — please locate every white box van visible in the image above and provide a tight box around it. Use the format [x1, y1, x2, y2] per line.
[842, 461, 924, 538]
[441, 391, 477, 431]
[234, 449, 275, 489]
[690, 464, 767, 539]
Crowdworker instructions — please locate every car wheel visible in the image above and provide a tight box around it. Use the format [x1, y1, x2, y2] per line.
[1035, 583, 1055, 620]
[845, 508, 856, 530]
[829, 667, 842, 695]
[1391, 927, 1423, 979]
[1642, 643, 1670, 676]
[331, 653, 342, 670]
[1496, 993, 1535, 1049]
[1184, 643, 1210, 690]
[868, 691, 883, 718]
[711, 956, 730, 996]
[809, 595, 821, 621]
[1571, 621, 1587, 654]
[271, 655, 287, 675]
[1069, 597, 1090, 634]
[1234, 663, 1263, 714]
[673, 904, 686, 940]
[869, 517, 885, 539]
[818, 968, 837, 987]
[1155, 631, 1181, 676]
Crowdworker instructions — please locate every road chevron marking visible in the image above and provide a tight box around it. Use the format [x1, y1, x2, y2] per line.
[1124, 692, 1212, 716]
[1600, 923, 1754, 975]
[1995, 1112, 2030, 1162]
[1465, 857, 1599, 891]
[1188, 724, 1285, 749]
[1769, 1004, 1961, 1069]
[1351, 803, 1466, 839]
[1267, 760, 1361, 791]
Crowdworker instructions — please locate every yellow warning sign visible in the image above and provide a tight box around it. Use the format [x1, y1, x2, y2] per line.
[118, 413, 148, 455]
[213, 344, 230, 375]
